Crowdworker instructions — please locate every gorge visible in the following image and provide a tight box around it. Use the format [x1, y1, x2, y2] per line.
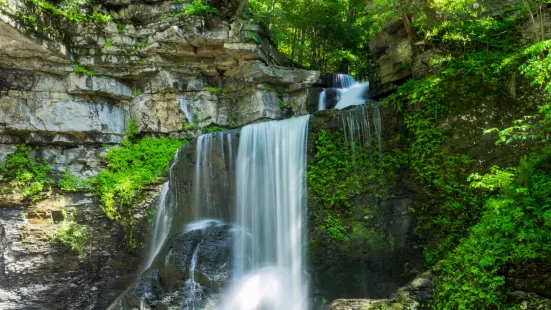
[2, 0, 551, 309]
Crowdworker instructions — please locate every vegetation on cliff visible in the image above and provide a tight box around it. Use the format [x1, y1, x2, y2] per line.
[89, 123, 186, 249]
[370, 1, 551, 308]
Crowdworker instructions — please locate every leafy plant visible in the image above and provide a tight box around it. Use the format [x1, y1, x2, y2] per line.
[183, 0, 217, 16]
[117, 23, 126, 34]
[56, 211, 88, 258]
[434, 149, 551, 309]
[89, 136, 185, 248]
[58, 173, 87, 192]
[0, 145, 53, 201]
[73, 65, 96, 77]
[203, 87, 221, 94]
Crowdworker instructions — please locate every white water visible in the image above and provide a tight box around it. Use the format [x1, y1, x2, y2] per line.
[222, 115, 310, 310]
[317, 74, 369, 111]
[333, 73, 356, 88]
[187, 243, 202, 310]
[142, 183, 171, 272]
[318, 90, 327, 111]
[334, 81, 370, 110]
[178, 95, 195, 123]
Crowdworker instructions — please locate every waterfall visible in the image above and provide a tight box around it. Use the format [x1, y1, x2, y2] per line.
[318, 74, 369, 111]
[178, 95, 195, 123]
[334, 82, 370, 110]
[221, 115, 310, 310]
[333, 73, 356, 88]
[318, 90, 327, 111]
[341, 103, 382, 151]
[142, 183, 171, 272]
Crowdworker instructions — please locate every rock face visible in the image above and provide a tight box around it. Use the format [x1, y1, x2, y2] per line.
[327, 271, 434, 310]
[113, 221, 233, 310]
[0, 182, 162, 310]
[0, 0, 326, 176]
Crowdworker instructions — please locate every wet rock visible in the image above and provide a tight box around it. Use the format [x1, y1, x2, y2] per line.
[113, 222, 233, 310]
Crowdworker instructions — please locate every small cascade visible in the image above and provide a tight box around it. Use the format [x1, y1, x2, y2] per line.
[341, 103, 382, 150]
[186, 243, 202, 310]
[318, 74, 369, 111]
[182, 220, 225, 309]
[222, 115, 310, 310]
[318, 89, 327, 111]
[334, 82, 370, 110]
[193, 131, 237, 220]
[142, 183, 172, 272]
[178, 95, 195, 123]
[333, 73, 356, 88]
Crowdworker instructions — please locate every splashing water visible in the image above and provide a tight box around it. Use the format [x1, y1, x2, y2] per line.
[334, 82, 370, 110]
[142, 183, 171, 272]
[222, 115, 310, 310]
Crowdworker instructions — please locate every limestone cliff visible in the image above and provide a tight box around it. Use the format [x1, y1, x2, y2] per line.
[0, 0, 325, 308]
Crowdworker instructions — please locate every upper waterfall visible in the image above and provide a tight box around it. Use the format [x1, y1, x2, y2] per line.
[318, 74, 370, 111]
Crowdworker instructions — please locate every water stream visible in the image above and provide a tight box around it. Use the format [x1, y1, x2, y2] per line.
[221, 115, 311, 310]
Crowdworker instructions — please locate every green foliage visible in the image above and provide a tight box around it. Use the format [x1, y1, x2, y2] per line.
[246, 0, 370, 78]
[320, 215, 347, 241]
[0, 145, 53, 201]
[182, 122, 224, 133]
[73, 65, 96, 77]
[56, 211, 88, 258]
[434, 149, 551, 309]
[203, 87, 220, 94]
[104, 40, 113, 47]
[58, 173, 87, 192]
[277, 92, 285, 110]
[486, 40, 551, 145]
[117, 23, 126, 34]
[17, 0, 111, 25]
[125, 119, 138, 140]
[183, 0, 217, 16]
[89, 137, 186, 248]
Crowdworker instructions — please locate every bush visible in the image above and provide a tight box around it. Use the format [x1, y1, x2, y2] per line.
[434, 149, 551, 309]
[0, 145, 53, 201]
[89, 137, 186, 248]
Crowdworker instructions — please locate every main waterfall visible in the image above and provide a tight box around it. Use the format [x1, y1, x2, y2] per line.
[222, 115, 311, 310]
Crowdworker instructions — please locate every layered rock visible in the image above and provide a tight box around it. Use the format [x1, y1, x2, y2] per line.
[0, 182, 163, 310]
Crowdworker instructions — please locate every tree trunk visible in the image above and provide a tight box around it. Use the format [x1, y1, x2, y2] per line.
[234, 0, 248, 18]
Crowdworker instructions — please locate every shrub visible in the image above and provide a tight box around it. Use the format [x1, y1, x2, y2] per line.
[0, 145, 53, 201]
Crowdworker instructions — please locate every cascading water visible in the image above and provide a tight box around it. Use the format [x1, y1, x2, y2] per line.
[318, 89, 327, 111]
[318, 74, 370, 111]
[333, 82, 370, 110]
[341, 103, 382, 153]
[221, 115, 311, 310]
[333, 73, 356, 88]
[141, 183, 171, 272]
